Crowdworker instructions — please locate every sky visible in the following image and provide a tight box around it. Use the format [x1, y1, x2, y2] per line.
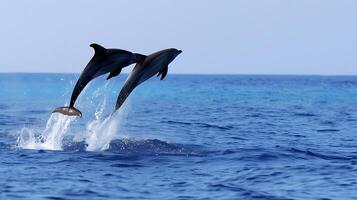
[0, 0, 356, 75]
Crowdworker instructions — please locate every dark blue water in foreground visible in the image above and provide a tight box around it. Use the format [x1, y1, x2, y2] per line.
[0, 74, 357, 200]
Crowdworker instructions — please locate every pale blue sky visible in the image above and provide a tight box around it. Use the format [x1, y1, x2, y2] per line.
[0, 0, 356, 74]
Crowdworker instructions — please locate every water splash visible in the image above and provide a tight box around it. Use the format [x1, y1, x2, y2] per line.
[16, 80, 131, 151]
[17, 113, 76, 150]
[85, 96, 131, 151]
[16, 74, 80, 150]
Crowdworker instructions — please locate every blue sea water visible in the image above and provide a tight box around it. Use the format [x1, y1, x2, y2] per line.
[0, 73, 357, 200]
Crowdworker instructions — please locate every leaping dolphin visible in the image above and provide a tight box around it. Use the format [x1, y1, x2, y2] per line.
[115, 48, 182, 110]
[53, 43, 139, 117]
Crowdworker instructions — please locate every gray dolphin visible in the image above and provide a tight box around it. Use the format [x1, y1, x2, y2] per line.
[115, 48, 182, 110]
[53, 43, 139, 117]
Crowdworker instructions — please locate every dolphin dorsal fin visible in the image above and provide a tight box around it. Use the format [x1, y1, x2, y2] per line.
[134, 53, 147, 63]
[90, 43, 106, 54]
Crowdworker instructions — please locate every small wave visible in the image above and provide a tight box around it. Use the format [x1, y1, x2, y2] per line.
[316, 129, 340, 132]
[209, 183, 288, 200]
[162, 120, 233, 130]
[163, 120, 192, 125]
[219, 147, 290, 162]
[293, 112, 316, 117]
[222, 149, 236, 155]
[289, 148, 350, 161]
[195, 122, 233, 130]
[244, 113, 262, 118]
[62, 188, 99, 197]
[110, 163, 144, 168]
[229, 136, 247, 140]
[320, 121, 335, 125]
[45, 196, 67, 200]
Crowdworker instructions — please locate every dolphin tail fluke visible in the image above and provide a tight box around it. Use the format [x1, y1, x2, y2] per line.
[52, 106, 82, 117]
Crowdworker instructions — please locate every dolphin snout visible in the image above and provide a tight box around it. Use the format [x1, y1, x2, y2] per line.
[178, 50, 182, 54]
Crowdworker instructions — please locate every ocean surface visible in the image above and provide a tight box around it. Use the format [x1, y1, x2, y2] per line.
[0, 73, 357, 200]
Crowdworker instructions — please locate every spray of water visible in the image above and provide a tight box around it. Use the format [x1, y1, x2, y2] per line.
[16, 80, 131, 151]
[83, 92, 122, 151]
[85, 112, 119, 151]
[83, 82, 131, 151]
[17, 113, 76, 150]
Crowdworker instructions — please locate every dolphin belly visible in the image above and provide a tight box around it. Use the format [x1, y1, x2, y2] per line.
[115, 73, 140, 110]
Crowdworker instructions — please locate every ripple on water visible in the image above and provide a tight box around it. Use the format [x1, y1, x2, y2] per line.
[316, 129, 340, 132]
[162, 120, 234, 130]
[288, 148, 351, 161]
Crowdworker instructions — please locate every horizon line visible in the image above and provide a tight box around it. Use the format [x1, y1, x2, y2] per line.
[1, 71, 357, 76]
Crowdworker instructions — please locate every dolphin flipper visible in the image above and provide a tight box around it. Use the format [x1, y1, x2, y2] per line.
[160, 66, 168, 80]
[157, 66, 168, 80]
[107, 68, 122, 80]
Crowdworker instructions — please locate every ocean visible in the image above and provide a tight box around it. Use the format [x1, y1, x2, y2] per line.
[0, 73, 356, 200]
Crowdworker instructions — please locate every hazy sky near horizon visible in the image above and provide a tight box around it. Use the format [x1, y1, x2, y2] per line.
[0, 0, 356, 74]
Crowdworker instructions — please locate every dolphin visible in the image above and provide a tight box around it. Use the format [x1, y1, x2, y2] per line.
[115, 48, 182, 110]
[53, 43, 139, 117]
